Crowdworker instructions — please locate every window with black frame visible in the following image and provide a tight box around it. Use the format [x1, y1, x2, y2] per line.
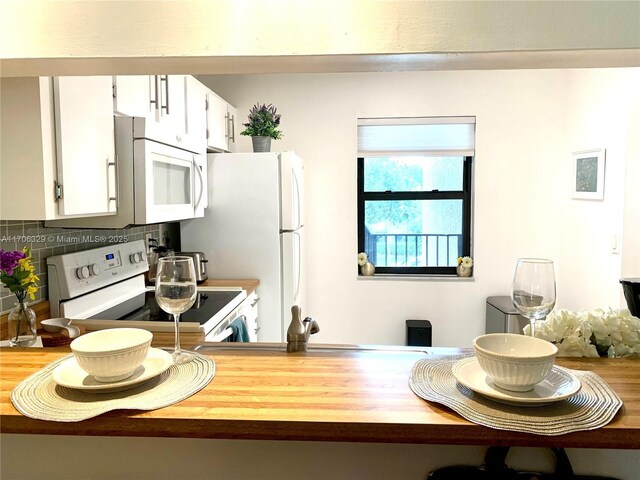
[357, 117, 475, 275]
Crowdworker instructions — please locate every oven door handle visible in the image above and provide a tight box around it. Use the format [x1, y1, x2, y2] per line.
[60, 277, 147, 319]
[209, 327, 233, 342]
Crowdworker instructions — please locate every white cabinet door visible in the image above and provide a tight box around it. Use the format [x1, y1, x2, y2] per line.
[185, 77, 207, 154]
[113, 75, 194, 150]
[226, 103, 238, 152]
[113, 75, 153, 117]
[205, 91, 238, 153]
[1, 76, 115, 220]
[206, 91, 228, 151]
[53, 77, 116, 216]
[156, 75, 188, 146]
[0, 77, 55, 220]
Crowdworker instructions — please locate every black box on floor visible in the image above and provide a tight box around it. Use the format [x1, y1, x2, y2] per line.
[406, 319, 432, 347]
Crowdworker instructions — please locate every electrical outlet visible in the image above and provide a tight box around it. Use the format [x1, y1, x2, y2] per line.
[145, 233, 153, 254]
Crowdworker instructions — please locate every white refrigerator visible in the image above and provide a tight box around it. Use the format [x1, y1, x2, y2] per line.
[180, 151, 305, 342]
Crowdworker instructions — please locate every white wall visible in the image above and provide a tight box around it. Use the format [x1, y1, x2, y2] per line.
[199, 69, 636, 348]
[559, 69, 640, 310]
[621, 73, 640, 282]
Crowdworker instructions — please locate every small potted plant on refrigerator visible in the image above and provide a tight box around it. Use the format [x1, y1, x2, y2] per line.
[240, 103, 283, 152]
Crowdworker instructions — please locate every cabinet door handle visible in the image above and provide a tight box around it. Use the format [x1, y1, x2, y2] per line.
[250, 297, 260, 308]
[106, 157, 118, 209]
[160, 75, 169, 114]
[224, 112, 230, 140]
[229, 114, 235, 143]
[150, 76, 159, 111]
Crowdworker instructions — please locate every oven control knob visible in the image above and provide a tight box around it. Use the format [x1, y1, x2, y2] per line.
[76, 266, 90, 280]
[89, 263, 100, 276]
[129, 253, 139, 264]
[136, 252, 145, 263]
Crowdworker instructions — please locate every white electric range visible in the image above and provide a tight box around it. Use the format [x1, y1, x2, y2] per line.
[46, 240, 247, 341]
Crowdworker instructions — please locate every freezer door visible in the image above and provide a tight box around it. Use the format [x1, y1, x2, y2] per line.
[281, 227, 306, 332]
[280, 152, 304, 230]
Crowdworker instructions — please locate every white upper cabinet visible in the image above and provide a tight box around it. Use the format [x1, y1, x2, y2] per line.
[226, 103, 238, 153]
[206, 89, 237, 153]
[185, 76, 208, 154]
[112, 75, 152, 118]
[0, 76, 115, 220]
[54, 77, 116, 216]
[113, 75, 204, 153]
[159, 74, 188, 146]
[1, 75, 231, 222]
[206, 92, 227, 152]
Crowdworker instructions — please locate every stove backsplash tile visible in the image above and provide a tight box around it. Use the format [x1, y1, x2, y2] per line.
[0, 220, 161, 314]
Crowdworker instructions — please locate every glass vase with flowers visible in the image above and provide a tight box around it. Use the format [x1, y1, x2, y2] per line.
[1, 248, 39, 347]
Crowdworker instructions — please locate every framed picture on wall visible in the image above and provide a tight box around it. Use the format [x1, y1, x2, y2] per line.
[572, 148, 606, 200]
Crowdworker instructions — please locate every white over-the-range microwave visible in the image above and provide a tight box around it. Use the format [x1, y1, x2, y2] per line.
[46, 116, 207, 229]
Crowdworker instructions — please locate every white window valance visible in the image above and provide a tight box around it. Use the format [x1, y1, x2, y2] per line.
[357, 116, 476, 156]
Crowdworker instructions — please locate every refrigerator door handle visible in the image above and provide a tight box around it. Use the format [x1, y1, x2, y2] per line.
[293, 230, 301, 302]
[292, 168, 302, 229]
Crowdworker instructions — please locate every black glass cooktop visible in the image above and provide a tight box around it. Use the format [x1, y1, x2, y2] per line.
[118, 290, 243, 325]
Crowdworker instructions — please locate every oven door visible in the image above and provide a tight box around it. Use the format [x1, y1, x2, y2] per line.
[59, 276, 147, 320]
[133, 139, 204, 224]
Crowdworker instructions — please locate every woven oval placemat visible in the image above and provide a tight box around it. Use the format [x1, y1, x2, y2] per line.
[409, 354, 622, 436]
[11, 352, 215, 422]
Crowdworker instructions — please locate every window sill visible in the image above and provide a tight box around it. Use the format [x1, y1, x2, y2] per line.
[357, 274, 474, 282]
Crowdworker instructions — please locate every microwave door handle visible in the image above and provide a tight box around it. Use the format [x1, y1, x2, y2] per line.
[193, 155, 204, 212]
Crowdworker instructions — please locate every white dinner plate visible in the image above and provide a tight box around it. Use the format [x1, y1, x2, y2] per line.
[452, 357, 581, 407]
[52, 348, 173, 393]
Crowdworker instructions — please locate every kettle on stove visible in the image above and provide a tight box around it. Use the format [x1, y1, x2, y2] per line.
[147, 239, 174, 283]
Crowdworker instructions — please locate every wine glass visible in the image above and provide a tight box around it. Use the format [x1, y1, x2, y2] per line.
[511, 258, 556, 337]
[155, 256, 197, 365]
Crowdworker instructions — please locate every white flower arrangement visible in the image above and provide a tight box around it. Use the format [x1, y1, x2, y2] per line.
[528, 308, 640, 358]
[357, 252, 368, 267]
[457, 256, 473, 268]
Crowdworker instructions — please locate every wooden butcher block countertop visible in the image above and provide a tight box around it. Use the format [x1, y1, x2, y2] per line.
[1, 346, 639, 449]
[200, 278, 259, 294]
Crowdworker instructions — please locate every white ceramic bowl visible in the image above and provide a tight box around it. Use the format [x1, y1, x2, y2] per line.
[70, 328, 153, 382]
[472, 333, 558, 392]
